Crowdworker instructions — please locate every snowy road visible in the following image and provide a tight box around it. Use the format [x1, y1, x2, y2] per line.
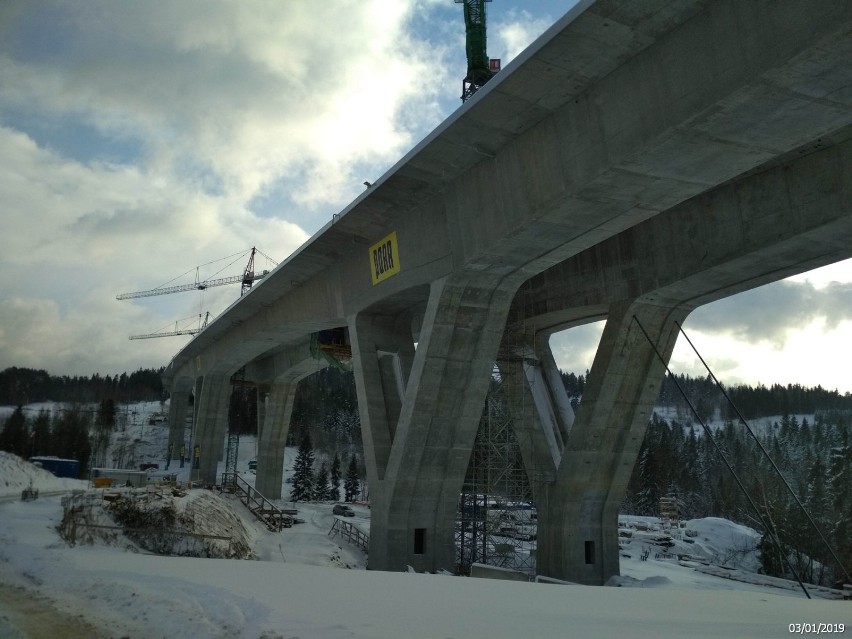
[0, 584, 109, 639]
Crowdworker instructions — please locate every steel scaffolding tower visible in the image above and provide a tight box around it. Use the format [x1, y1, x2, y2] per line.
[456, 290, 538, 576]
[223, 369, 251, 489]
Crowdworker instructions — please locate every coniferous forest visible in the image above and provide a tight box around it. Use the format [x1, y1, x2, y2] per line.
[0, 367, 166, 479]
[0, 366, 165, 405]
[562, 370, 851, 586]
[615, 374, 851, 588]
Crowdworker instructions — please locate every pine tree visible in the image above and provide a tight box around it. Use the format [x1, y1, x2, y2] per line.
[344, 455, 360, 502]
[289, 431, 315, 502]
[330, 452, 342, 501]
[314, 461, 330, 501]
[828, 430, 852, 582]
[50, 406, 91, 477]
[31, 409, 51, 457]
[91, 399, 115, 468]
[97, 399, 116, 430]
[758, 527, 787, 578]
[0, 406, 29, 456]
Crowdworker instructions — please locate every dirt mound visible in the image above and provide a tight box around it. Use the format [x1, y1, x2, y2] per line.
[59, 487, 255, 559]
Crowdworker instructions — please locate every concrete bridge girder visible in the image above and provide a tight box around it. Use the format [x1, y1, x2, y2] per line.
[520, 134, 852, 333]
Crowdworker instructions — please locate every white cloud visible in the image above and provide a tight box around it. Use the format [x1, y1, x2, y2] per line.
[684, 279, 852, 348]
[671, 318, 852, 393]
[0, 125, 307, 275]
[549, 321, 604, 377]
[0, 1, 457, 376]
[493, 10, 553, 63]
[0, 1, 451, 212]
[0, 293, 172, 375]
[548, 268, 852, 394]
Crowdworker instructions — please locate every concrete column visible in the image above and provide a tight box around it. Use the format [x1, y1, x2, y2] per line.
[166, 384, 191, 461]
[256, 384, 268, 442]
[538, 299, 689, 585]
[255, 379, 297, 499]
[192, 374, 232, 485]
[350, 313, 416, 484]
[350, 275, 513, 573]
[500, 330, 577, 576]
[243, 344, 320, 499]
[502, 330, 575, 482]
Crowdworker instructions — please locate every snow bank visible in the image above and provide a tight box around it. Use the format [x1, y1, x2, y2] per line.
[682, 516, 761, 572]
[0, 451, 88, 498]
[618, 515, 760, 573]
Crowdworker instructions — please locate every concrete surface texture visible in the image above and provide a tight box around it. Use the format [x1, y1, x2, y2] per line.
[161, 0, 852, 581]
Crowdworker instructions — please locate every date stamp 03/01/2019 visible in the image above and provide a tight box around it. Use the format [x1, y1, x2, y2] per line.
[788, 623, 846, 635]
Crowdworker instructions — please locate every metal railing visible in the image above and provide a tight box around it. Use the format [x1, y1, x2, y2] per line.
[221, 472, 292, 531]
[328, 517, 369, 552]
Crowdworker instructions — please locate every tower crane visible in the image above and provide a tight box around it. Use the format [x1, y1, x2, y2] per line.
[130, 312, 210, 340]
[455, 0, 500, 102]
[121, 247, 276, 340]
[116, 247, 273, 300]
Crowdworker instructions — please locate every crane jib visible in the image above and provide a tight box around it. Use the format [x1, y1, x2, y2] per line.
[116, 272, 267, 300]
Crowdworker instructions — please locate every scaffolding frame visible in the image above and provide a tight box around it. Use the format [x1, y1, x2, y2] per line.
[223, 368, 249, 489]
[456, 287, 540, 576]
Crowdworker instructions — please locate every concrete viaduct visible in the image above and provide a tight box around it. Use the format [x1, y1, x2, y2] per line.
[162, 0, 852, 584]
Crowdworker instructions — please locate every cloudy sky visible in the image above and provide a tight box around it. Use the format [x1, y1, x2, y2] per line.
[1, 1, 850, 393]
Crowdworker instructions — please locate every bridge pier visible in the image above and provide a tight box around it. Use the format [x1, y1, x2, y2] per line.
[255, 379, 297, 499]
[166, 384, 191, 462]
[192, 374, 232, 485]
[501, 329, 574, 484]
[499, 329, 574, 572]
[351, 276, 513, 573]
[536, 300, 688, 584]
[246, 345, 322, 499]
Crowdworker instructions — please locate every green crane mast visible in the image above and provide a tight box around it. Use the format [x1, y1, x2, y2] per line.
[455, 0, 497, 102]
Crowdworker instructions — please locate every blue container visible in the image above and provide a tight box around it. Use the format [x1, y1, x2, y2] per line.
[29, 456, 80, 479]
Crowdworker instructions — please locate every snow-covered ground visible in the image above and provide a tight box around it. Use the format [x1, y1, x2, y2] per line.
[1, 402, 849, 638]
[0, 451, 88, 499]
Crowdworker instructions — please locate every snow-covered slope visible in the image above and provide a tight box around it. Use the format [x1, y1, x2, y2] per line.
[0, 451, 88, 498]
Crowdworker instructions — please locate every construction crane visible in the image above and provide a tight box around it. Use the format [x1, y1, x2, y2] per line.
[455, 0, 500, 102]
[130, 312, 210, 340]
[122, 247, 276, 340]
[116, 247, 274, 300]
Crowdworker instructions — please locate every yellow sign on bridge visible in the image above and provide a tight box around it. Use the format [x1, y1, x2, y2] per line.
[369, 231, 400, 285]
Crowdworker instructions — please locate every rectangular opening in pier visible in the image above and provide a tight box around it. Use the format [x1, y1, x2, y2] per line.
[584, 540, 595, 564]
[414, 528, 426, 555]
